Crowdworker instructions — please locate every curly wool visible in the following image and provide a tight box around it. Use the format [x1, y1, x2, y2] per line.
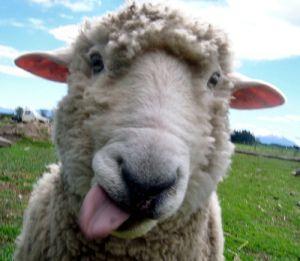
[14, 3, 234, 260]
[72, 3, 232, 77]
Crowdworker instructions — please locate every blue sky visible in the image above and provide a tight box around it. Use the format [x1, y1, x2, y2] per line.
[0, 0, 300, 145]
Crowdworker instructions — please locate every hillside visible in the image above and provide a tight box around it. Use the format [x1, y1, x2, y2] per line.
[258, 135, 297, 147]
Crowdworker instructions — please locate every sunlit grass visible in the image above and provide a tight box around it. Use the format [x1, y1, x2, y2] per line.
[0, 139, 57, 260]
[219, 153, 300, 260]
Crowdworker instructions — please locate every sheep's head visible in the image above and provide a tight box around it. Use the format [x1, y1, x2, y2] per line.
[15, 4, 284, 240]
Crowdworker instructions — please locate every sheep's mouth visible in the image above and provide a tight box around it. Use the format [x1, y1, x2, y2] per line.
[112, 216, 157, 239]
[79, 185, 157, 240]
[117, 215, 143, 230]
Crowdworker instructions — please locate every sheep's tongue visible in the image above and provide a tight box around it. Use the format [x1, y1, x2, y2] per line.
[79, 185, 130, 239]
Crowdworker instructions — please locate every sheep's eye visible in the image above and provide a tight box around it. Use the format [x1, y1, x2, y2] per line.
[207, 72, 221, 88]
[90, 53, 104, 74]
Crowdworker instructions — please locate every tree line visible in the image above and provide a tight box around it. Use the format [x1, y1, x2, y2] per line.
[230, 130, 256, 145]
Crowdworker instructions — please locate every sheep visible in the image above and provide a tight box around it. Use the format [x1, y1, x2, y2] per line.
[14, 3, 285, 260]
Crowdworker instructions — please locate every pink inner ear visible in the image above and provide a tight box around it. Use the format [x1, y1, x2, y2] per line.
[230, 83, 285, 109]
[15, 54, 69, 83]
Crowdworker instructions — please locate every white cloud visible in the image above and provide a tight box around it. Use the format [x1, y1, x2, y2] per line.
[28, 18, 47, 30]
[165, 0, 300, 60]
[30, 0, 52, 4]
[230, 123, 275, 136]
[0, 18, 48, 31]
[60, 13, 74, 19]
[0, 65, 33, 78]
[49, 24, 79, 43]
[0, 19, 25, 28]
[0, 45, 32, 78]
[61, 0, 101, 12]
[47, 0, 300, 60]
[258, 115, 300, 123]
[0, 45, 21, 59]
[11, 21, 25, 28]
[30, 0, 101, 12]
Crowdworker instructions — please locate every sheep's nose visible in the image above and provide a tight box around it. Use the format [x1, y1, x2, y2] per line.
[121, 164, 177, 212]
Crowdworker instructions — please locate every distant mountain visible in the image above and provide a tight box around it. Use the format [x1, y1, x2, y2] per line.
[0, 107, 14, 115]
[257, 135, 297, 147]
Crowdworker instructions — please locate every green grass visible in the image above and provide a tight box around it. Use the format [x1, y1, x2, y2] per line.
[236, 143, 300, 158]
[219, 154, 300, 260]
[0, 139, 57, 260]
[0, 117, 13, 128]
[0, 140, 299, 260]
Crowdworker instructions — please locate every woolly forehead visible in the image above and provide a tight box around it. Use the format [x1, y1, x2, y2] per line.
[72, 4, 232, 76]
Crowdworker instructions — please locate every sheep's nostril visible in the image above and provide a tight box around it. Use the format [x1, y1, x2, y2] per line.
[121, 164, 177, 207]
[116, 156, 124, 166]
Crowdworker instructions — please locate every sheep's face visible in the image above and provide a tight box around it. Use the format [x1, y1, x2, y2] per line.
[57, 48, 234, 239]
[15, 3, 285, 240]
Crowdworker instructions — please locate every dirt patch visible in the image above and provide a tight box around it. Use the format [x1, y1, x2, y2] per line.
[0, 121, 52, 142]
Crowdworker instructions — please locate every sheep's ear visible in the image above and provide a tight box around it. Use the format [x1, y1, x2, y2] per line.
[14, 49, 71, 83]
[229, 73, 285, 109]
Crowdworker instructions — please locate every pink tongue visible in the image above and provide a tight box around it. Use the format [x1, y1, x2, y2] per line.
[79, 185, 130, 239]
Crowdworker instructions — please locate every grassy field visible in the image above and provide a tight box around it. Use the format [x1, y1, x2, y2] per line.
[0, 139, 57, 260]
[219, 154, 300, 260]
[0, 140, 299, 260]
[236, 143, 300, 158]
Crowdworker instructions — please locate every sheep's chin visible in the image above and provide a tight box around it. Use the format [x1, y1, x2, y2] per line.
[111, 219, 157, 239]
